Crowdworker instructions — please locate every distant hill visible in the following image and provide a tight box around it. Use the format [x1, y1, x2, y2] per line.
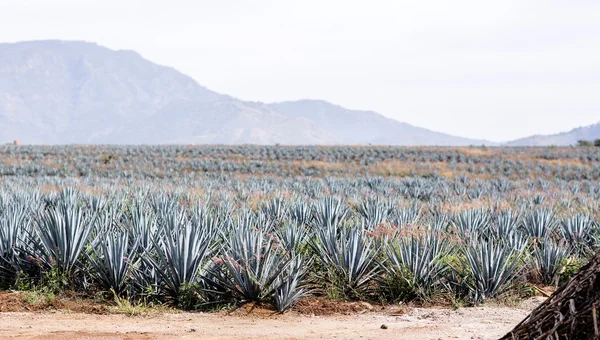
[270, 100, 492, 145]
[507, 122, 600, 146]
[0, 40, 496, 146]
[0, 40, 225, 144]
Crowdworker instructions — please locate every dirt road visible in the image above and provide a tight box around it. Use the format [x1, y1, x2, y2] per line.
[0, 301, 538, 340]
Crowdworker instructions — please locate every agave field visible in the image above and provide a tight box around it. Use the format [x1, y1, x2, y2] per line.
[0, 145, 599, 312]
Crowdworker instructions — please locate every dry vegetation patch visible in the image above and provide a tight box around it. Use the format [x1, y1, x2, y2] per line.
[0, 291, 107, 313]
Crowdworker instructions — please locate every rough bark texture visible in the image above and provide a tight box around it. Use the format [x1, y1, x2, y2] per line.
[501, 252, 600, 340]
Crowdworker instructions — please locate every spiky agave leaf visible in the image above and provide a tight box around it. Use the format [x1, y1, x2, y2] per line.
[275, 256, 311, 312]
[500, 231, 528, 251]
[124, 203, 158, 253]
[531, 238, 570, 285]
[312, 197, 349, 229]
[311, 226, 380, 299]
[261, 197, 287, 225]
[560, 214, 595, 256]
[492, 209, 520, 240]
[522, 208, 557, 240]
[87, 230, 139, 295]
[356, 197, 393, 230]
[31, 204, 95, 275]
[144, 213, 213, 297]
[452, 208, 490, 240]
[277, 222, 310, 254]
[393, 201, 422, 228]
[288, 200, 312, 227]
[0, 204, 31, 274]
[462, 239, 525, 305]
[386, 231, 451, 299]
[207, 226, 289, 302]
[427, 207, 449, 232]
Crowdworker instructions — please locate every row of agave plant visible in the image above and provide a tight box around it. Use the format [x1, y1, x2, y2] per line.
[1, 145, 600, 180]
[0, 188, 598, 311]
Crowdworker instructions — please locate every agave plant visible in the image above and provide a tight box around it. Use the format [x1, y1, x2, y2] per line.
[532, 194, 545, 206]
[30, 204, 95, 275]
[493, 178, 512, 193]
[522, 208, 557, 239]
[0, 204, 31, 274]
[427, 208, 449, 232]
[2, 144, 600, 310]
[530, 238, 569, 285]
[392, 202, 422, 228]
[462, 240, 524, 304]
[87, 231, 139, 295]
[312, 197, 349, 229]
[492, 209, 520, 240]
[386, 231, 451, 299]
[87, 195, 109, 214]
[206, 225, 289, 303]
[452, 208, 490, 239]
[277, 222, 310, 254]
[500, 231, 528, 251]
[54, 187, 81, 211]
[144, 213, 214, 297]
[311, 226, 380, 299]
[274, 256, 311, 312]
[356, 197, 393, 230]
[190, 207, 225, 240]
[149, 195, 179, 221]
[254, 211, 276, 232]
[124, 203, 158, 253]
[560, 214, 595, 255]
[288, 200, 313, 226]
[261, 197, 287, 224]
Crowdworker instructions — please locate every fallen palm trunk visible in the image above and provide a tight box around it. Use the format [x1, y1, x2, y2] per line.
[500, 252, 600, 340]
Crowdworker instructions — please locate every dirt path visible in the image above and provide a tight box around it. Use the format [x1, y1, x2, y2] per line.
[0, 301, 539, 340]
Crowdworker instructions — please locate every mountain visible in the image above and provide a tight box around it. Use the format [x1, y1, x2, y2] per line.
[270, 100, 490, 145]
[507, 122, 600, 146]
[0, 40, 225, 144]
[0, 40, 493, 145]
[126, 100, 337, 145]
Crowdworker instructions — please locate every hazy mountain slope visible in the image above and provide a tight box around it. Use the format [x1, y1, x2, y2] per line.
[507, 122, 600, 146]
[122, 99, 337, 145]
[0, 40, 224, 144]
[272, 100, 492, 146]
[0, 40, 494, 145]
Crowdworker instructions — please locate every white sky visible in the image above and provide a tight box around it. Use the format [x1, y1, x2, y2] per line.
[1, 0, 599, 142]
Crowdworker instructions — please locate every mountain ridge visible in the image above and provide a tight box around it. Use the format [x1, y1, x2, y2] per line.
[0, 40, 596, 146]
[507, 122, 600, 146]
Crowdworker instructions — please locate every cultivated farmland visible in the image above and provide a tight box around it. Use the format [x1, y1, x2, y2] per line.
[0, 145, 599, 338]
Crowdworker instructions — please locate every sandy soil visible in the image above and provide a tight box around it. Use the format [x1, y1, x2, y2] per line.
[0, 298, 542, 340]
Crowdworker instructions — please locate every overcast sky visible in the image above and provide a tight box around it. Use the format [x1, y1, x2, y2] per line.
[1, 0, 599, 142]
